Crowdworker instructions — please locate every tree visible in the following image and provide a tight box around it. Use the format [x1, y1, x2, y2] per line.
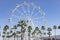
[58, 26, 60, 29]
[16, 31, 21, 40]
[17, 20, 27, 40]
[3, 25, 9, 40]
[3, 25, 9, 32]
[47, 27, 52, 40]
[2, 32, 5, 40]
[53, 25, 57, 40]
[37, 30, 42, 40]
[28, 26, 32, 40]
[12, 32, 16, 40]
[6, 32, 10, 40]
[41, 26, 45, 33]
[12, 25, 17, 40]
[41, 26, 45, 40]
[35, 27, 39, 31]
[32, 30, 36, 40]
[0, 26, 1, 36]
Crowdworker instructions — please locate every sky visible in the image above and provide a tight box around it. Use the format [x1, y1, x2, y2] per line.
[0, 0, 60, 38]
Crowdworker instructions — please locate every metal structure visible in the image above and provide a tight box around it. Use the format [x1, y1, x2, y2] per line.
[8, 1, 46, 28]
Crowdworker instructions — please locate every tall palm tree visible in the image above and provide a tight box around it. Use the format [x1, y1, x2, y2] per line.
[22, 28, 26, 40]
[12, 32, 16, 40]
[3, 25, 9, 40]
[53, 25, 57, 40]
[35, 27, 39, 31]
[34, 27, 39, 40]
[6, 32, 10, 40]
[17, 20, 27, 40]
[2, 32, 5, 40]
[3, 25, 9, 32]
[58, 26, 60, 29]
[16, 31, 21, 40]
[32, 30, 36, 40]
[12, 25, 17, 40]
[10, 29, 13, 40]
[37, 30, 42, 40]
[32, 30, 36, 36]
[0, 26, 1, 36]
[2, 35, 5, 40]
[28, 26, 32, 40]
[41, 26, 45, 33]
[47, 27, 52, 40]
[41, 26, 45, 40]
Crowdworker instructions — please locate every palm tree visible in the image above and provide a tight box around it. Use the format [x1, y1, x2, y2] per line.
[32, 30, 36, 40]
[22, 28, 26, 40]
[2, 32, 5, 40]
[6, 32, 10, 40]
[3, 25, 9, 32]
[32, 30, 36, 36]
[17, 20, 27, 40]
[12, 32, 16, 40]
[12, 25, 17, 40]
[0, 26, 1, 36]
[37, 30, 42, 40]
[34, 27, 39, 40]
[2, 35, 5, 40]
[16, 31, 21, 40]
[28, 26, 32, 40]
[35, 27, 39, 31]
[10, 29, 13, 40]
[3, 25, 9, 40]
[53, 25, 57, 40]
[47, 27, 52, 40]
[58, 26, 60, 29]
[41, 26, 45, 40]
[41, 26, 45, 33]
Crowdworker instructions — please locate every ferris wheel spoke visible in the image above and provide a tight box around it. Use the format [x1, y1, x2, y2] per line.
[11, 14, 21, 19]
[33, 17, 42, 20]
[31, 6, 37, 17]
[34, 20, 40, 23]
[12, 7, 18, 13]
[32, 11, 40, 18]
[27, 4, 30, 13]
[21, 4, 27, 14]
[39, 9, 46, 17]
[16, 9, 25, 16]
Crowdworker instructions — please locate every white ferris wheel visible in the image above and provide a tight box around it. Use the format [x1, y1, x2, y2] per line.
[8, 1, 46, 28]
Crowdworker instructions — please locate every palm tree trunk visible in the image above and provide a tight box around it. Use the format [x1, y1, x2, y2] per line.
[21, 27, 22, 40]
[22, 32, 25, 40]
[49, 34, 51, 40]
[17, 36, 18, 40]
[3, 38, 4, 40]
[14, 35, 15, 40]
[55, 29, 56, 40]
[41, 34, 42, 40]
[21, 27, 24, 40]
[28, 32, 30, 40]
[40, 30, 43, 40]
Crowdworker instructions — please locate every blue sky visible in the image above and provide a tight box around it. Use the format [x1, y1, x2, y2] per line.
[0, 0, 60, 36]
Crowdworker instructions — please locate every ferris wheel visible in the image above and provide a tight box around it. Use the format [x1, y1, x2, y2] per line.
[8, 1, 46, 28]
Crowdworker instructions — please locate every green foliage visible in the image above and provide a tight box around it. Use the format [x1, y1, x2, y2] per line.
[17, 20, 27, 27]
[58, 26, 60, 29]
[47, 27, 52, 31]
[53, 25, 57, 29]
[35, 27, 39, 31]
[28, 26, 32, 32]
[41, 26, 45, 30]
[3, 25, 9, 32]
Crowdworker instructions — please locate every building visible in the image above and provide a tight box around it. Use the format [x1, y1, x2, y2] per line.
[43, 35, 60, 40]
